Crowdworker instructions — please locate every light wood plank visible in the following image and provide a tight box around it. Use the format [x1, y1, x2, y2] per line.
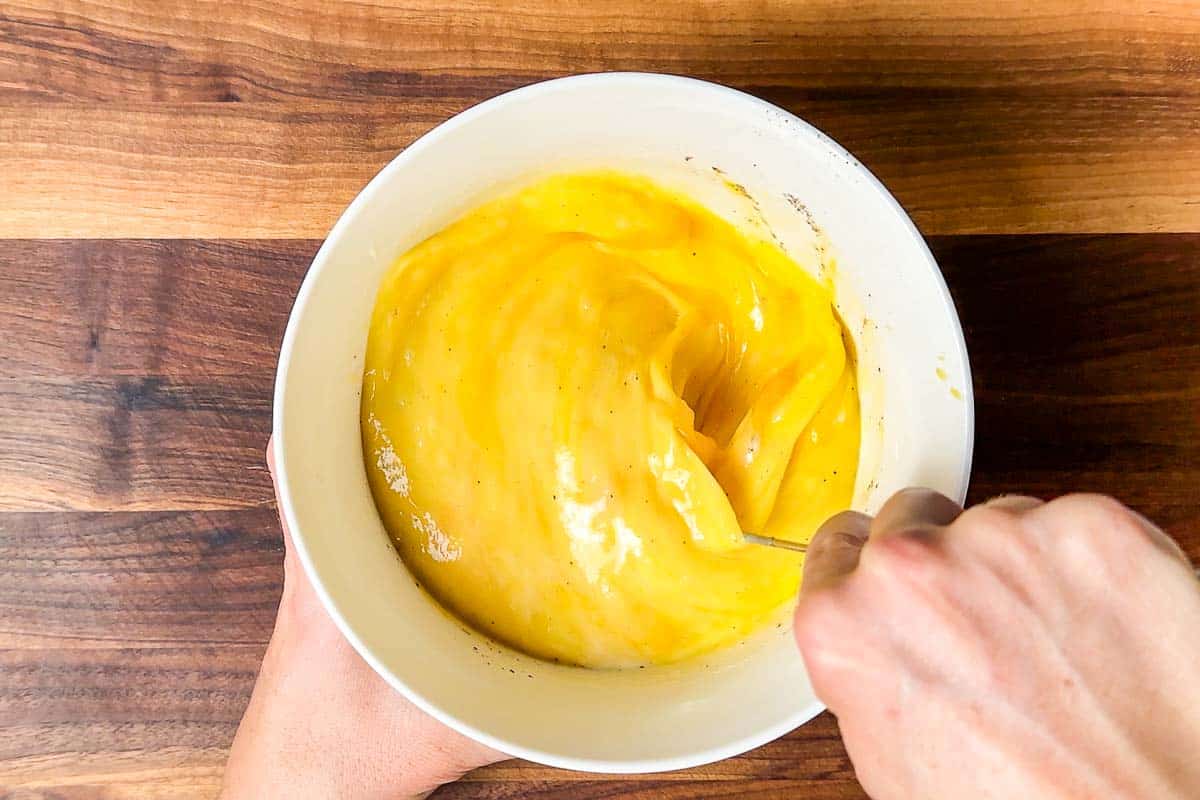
[0, 747, 227, 800]
[2, 97, 1199, 239]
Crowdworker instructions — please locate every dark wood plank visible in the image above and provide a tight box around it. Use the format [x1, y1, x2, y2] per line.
[0, 651, 257, 794]
[936, 234, 1200, 538]
[0, 238, 308, 511]
[0, 507, 860, 797]
[437, 776, 862, 799]
[1, 234, 1198, 520]
[2, 1, 1198, 102]
[1, 234, 1197, 796]
[0, 240, 313, 379]
[3, 96, 1198, 238]
[0, 509, 281, 648]
[0, 377, 272, 511]
[0, 509, 279, 797]
[466, 714, 857, 783]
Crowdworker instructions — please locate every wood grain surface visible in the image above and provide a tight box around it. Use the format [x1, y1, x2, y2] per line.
[1, 1, 1198, 798]
[5, 0, 1199, 100]
[5, 95, 1200, 238]
[3, 1, 1200, 238]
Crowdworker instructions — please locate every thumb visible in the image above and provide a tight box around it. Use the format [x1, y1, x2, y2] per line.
[801, 510, 872, 595]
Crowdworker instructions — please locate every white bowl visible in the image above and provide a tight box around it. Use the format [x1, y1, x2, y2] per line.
[273, 73, 973, 773]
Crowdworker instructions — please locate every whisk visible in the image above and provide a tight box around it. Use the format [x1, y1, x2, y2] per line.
[742, 533, 808, 553]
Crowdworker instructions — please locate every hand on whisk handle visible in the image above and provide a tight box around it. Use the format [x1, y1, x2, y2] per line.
[794, 489, 1200, 800]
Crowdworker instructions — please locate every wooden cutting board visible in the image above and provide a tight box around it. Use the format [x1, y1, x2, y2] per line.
[1, 2, 1198, 797]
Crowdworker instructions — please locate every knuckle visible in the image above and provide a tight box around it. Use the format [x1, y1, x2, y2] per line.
[1055, 492, 1127, 520]
[861, 532, 947, 588]
[889, 486, 936, 505]
[1041, 494, 1157, 583]
[981, 493, 1044, 514]
[1049, 494, 1145, 546]
[952, 504, 1040, 563]
[954, 504, 1023, 537]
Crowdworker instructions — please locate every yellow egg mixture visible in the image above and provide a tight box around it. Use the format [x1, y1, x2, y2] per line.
[362, 173, 859, 668]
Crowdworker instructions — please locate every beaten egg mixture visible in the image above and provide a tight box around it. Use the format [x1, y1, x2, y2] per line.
[362, 172, 859, 668]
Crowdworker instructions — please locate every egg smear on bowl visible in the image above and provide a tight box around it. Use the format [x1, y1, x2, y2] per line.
[361, 172, 859, 669]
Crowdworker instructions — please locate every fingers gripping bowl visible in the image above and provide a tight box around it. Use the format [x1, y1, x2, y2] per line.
[273, 73, 973, 772]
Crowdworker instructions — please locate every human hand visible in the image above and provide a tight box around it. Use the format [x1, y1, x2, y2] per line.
[220, 441, 506, 800]
[794, 491, 1200, 800]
